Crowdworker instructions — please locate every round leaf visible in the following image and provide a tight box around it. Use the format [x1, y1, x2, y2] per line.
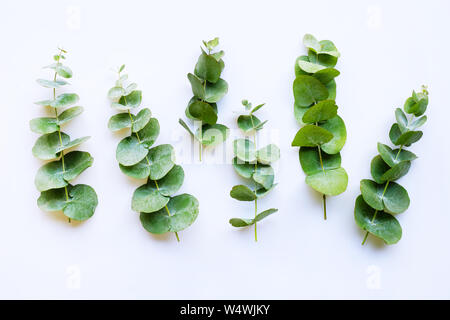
[188, 100, 218, 125]
[291, 124, 333, 147]
[255, 183, 277, 198]
[299, 147, 341, 175]
[56, 136, 90, 153]
[119, 158, 150, 179]
[312, 68, 340, 84]
[116, 136, 148, 166]
[232, 157, 254, 179]
[108, 113, 133, 132]
[156, 165, 184, 196]
[137, 118, 160, 148]
[354, 195, 402, 245]
[37, 187, 68, 212]
[58, 106, 83, 125]
[132, 108, 152, 133]
[63, 184, 98, 221]
[233, 139, 256, 162]
[230, 185, 256, 201]
[229, 218, 254, 227]
[108, 87, 126, 100]
[118, 90, 142, 109]
[140, 194, 199, 233]
[194, 52, 222, 83]
[237, 115, 261, 133]
[377, 143, 417, 167]
[305, 167, 348, 196]
[30, 117, 59, 134]
[256, 144, 280, 164]
[370, 155, 391, 184]
[381, 161, 411, 182]
[132, 182, 169, 213]
[297, 60, 326, 73]
[55, 65, 73, 78]
[204, 78, 228, 103]
[293, 75, 328, 107]
[196, 124, 229, 146]
[302, 100, 337, 124]
[52, 93, 79, 108]
[252, 165, 274, 190]
[255, 208, 278, 222]
[319, 115, 346, 154]
[32, 132, 69, 160]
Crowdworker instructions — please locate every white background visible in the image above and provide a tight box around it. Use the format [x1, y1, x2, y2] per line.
[0, 0, 449, 299]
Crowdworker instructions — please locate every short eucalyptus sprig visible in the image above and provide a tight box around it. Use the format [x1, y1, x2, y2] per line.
[355, 87, 429, 245]
[32, 48, 98, 222]
[229, 100, 280, 241]
[108, 65, 199, 241]
[179, 37, 229, 161]
[291, 34, 348, 219]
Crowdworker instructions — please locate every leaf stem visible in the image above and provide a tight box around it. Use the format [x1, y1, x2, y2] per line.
[323, 194, 327, 220]
[253, 132, 258, 242]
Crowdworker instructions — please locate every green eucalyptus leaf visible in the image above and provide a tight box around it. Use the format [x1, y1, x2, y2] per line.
[395, 108, 408, 132]
[194, 52, 222, 83]
[395, 130, 423, 146]
[108, 113, 133, 131]
[294, 103, 309, 126]
[295, 56, 309, 77]
[108, 87, 126, 100]
[389, 123, 402, 146]
[252, 165, 274, 190]
[179, 118, 194, 138]
[230, 185, 256, 201]
[140, 194, 199, 233]
[55, 65, 73, 78]
[318, 40, 340, 58]
[409, 115, 427, 130]
[30, 117, 59, 134]
[32, 131, 69, 160]
[56, 136, 90, 153]
[116, 135, 148, 166]
[305, 167, 348, 196]
[319, 115, 347, 154]
[204, 78, 228, 103]
[381, 161, 411, 182]
[189, 100, 218, 125]
[233, 139, 256, 162]
[37, 187, 69, 212]
[63, 184, 98, 221]
[137, 118, 160, 148]
[255, 183, 277, 198]
[232, 157, 255, 179]
[229, 218, 254, 227]
[58, 106, 83, 125]
[370, 155, 391, 184]
[147, 144, 176, 180]
[293, 75, 329, 107]
[312, 68, 340, 84]
[132, 108, 152, 133]
[255, 208, 278, 222]
[291, 124, 333, 147]
[377, 143, 417, 167]
[188, 73, 205, 99]
[325, 80, 336, 100]
[35, 151, 93, 191]
[298, 60, 326, 73]
[404, 95, 428, 117]
[118, 90, 142, 109]
[303, 34, 321, 53]
[36, 79, 69, 88]
[132, 181, 169, 213]
[52, 93, 79, 109]
[354, 195, 402, 245]
[250, 103, 265, 114]
[196, 124, 229, 146]
[302, 100, 337, 123]
[237, 115, 261, 133]
[156, 165, 184, 196]
[119, 158, 150, 179]
[361, 180, 410, 214]
[256, 144, 280, 164]
[299, 147, 341, 175]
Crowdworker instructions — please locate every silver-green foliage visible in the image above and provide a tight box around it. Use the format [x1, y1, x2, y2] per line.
[229, 100, 279, 241]
[32, 49, 98, 221]
[178, 38, 229, 158]
[108, 66, 199, 240]
[291, 34, 348, 219]
[355, 87, 429, 245]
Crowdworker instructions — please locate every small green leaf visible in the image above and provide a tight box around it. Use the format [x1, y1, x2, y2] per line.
[252, 165, 274, 190]
[32, 131, 69, 160]
[395, 108, 408, 132]
[255, 184, 277, 198]
[194, 52, 222, 83]
[137, 118, 160, 147]
[119, 158, 150, 179]
[303, 34, 321, 53]
[312, 68, 340, 84]
[37, 187, 69, 212]
[147, 144, 175, 180]
[118, 90, 142, 109]
[305, 167, 348, 196]
[302, 100, 337, 123]
[116, 135, 148, 166]
[229, 218, 254, 227]
[36, 79, 69, 88]
[250, 103, 265, 114]
[119, 64, 125, 72]
[63, 184, 98, 221]
[56, 136, 90, 153]
[132, 181, 169, 213]
[196, 124, 229, 146]
[189, 100, 218, 125]
[293, 75, 329, 107]
[256, 144, 280, 164]
[298, 60, 326, 73]
[108, 113, 133, 131]
[377, 143, 417, 167]
[319, 115, 347, 154]
[156, 165, 184, 196]
[204, 78, 228, 103]
[395, 130, 423, 146]
[55, 65, 73, 78]
[354, 195, 402, 245]
[30, 117, 59, 134]
[140, 194, 199, 233]
[409, 115, 427, 130]
[381, 161, 411, 182]
[230, 185, 256, 201]
[370, 155, 391, 184]
[237, 115, 261, 133]
[232, 157, 255, 179]
[233, 139, 256, 162]
[299, 147, 341, 175]
[254, 208, 278, 222]
[179, 118, 194, 138]
[291, 124, 333, 147]
[132, 108, 152, 133]
[108, 87, 126, 100]
[52, 93, 79, 109]
[58, 106, 83, 125]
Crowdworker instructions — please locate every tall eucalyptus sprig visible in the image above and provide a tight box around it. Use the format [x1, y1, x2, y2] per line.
[291, 34, 348, 219]
[179, 37, 229, 161]
[32, 48, 98, 222]
[229, 100, 280, 241]
[355, 87, 429, 245]
[108, 65, 199, 241]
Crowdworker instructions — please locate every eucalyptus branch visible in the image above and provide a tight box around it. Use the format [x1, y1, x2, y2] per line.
[108, 65, 199, 241]
[32, 48, 98, 222]
[229, 100, 279, 241]
[291, 34, 348, 219]
[178, 37, 229, 161]
[355, 86, 429, 245]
